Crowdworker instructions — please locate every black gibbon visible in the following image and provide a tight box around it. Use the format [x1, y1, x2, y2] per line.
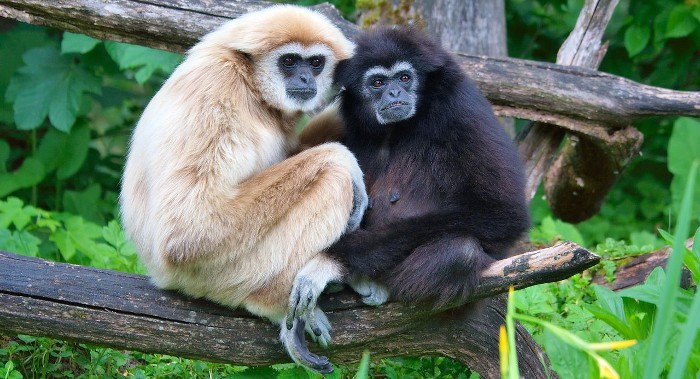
[303, 27, 531, 308]
[120, 5, 367, 373]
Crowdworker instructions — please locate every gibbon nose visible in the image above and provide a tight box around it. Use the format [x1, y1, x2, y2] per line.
[389, 88, 401, 98]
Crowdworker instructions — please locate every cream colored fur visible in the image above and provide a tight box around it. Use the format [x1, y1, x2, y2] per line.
[120, 4, 361, 331]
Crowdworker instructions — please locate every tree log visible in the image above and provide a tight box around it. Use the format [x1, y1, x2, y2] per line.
[592, 239, 695, 291]
[517, 0, 620, 202]
[1, 0, 698, 132]
[542, 0, 646, 223]
[0, 242, 598, 377]
[544, 125, 643, 222]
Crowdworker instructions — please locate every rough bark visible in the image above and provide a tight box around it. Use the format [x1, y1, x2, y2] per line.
[544, 125, 643, 222]
[415, 0, 507, 57]
[517, 0, 621, 205]
[0, 243, 598, 377]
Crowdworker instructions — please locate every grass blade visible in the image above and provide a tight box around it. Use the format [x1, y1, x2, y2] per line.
[506, 287, 520, 379]
[643, 159, 698, 379]
[354, 350, 371, 379]
[668, 282, 700, 377]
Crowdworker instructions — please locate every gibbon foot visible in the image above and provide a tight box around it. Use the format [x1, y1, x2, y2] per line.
[349, 274, 390, 306]
[304, 308, 331, 347]
[287, 274, 329, 338]
[280, 317, 333, 374]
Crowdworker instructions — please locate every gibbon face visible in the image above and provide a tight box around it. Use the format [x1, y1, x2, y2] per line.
[193, 4, 354, 115]
[256, 43, 337, 113]
[361, 61, 418, 124]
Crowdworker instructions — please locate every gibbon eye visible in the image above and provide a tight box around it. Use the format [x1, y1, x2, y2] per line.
[371, 79, 384, 88]
[281, 56, 296, 68]
[309, 57, 324, 69]
[400, 74, 411, 82]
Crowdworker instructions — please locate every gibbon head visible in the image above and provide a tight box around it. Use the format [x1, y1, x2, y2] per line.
[335, 27, 453, 129]
[201, 5, 355, 114]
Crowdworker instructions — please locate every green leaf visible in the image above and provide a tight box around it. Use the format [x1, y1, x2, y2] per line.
[668, 118, 700, 222]
[666, 5, 698, 38]
[624, 24, 650, 57]
[57, 122, 91, 179]
[104, 41, 181, 84]
[530, 216, 586, 246]
[0, 24, 53, 124]
[0, 197, 39, 229]
[663, 227, 700, 284]
[540, 328, 589, 379]
[37, 121, 91, 178]
[61, 32, 101, 54]
[0, 157, 46, 198]
[688, 227, 700, 283]
[235, 367, 280, 379]
[63, 183, 103, 224]
[5, 46, 101, 131]
[50, 215, 102, 261]
[0, 229, 41, 256]
[515, 285, 557, 315]
[102, 220, 127, 250]
[668, 117, 700, 220]
[583, 304, 636, 340]
[668, 268, 700, 377]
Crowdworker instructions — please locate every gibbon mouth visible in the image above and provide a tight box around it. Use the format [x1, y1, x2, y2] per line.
[287, 89, 317, 100]
[381, 101, 409, 111]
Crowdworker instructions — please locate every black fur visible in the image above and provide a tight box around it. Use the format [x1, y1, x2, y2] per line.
[328, 27, 531, 308]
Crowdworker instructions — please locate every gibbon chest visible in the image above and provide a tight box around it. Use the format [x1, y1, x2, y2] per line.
[360, 143, 442, 228]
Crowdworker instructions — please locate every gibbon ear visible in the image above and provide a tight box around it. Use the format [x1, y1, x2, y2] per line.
[333, 59, 351, 83]
[417, 42, 449, 73]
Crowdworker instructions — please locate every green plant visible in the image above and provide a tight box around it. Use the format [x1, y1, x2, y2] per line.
[504, 286, 637, 379]
[1, 24, 181, 223]
[510, 161, 700, 379]
[0, 197, 143, 273]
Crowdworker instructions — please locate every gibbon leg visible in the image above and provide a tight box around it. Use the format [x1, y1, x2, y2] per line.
[235, 142, 366, 373]
[388, 236, 495, 307]
[238, 142, 365, 315]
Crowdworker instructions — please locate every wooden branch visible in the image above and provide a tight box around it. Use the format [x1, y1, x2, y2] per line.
[544, 125, 643, 222]
[0, 0, 359, 51]
[0, 243, 597, 377]
[517, 0, 620, 202]
[1, 0, 698, 131]
[592, 239, 695, 290]
[542, 0, 645, 223]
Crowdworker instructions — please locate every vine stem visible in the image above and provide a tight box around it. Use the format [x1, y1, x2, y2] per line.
[31, 128, 37, 207]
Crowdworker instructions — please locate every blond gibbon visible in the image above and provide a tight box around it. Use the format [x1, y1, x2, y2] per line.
[120, 5, 367, 373]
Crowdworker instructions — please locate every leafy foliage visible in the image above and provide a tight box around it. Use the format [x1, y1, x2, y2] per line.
[5, 46, 101, 132]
